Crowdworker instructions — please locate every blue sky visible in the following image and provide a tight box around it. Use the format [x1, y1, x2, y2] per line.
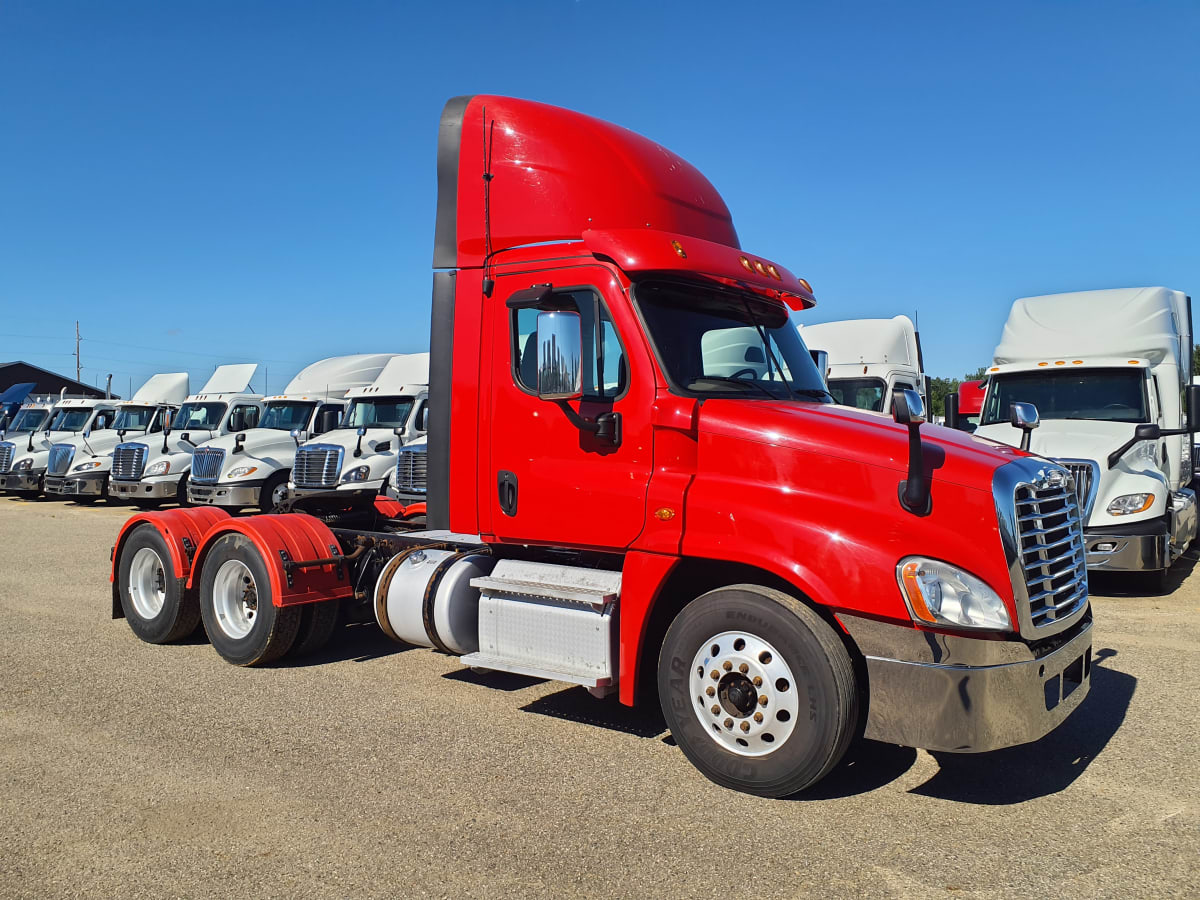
[2, 0, 1197, 396]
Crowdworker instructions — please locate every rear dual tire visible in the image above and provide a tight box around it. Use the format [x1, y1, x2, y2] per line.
[118, 525, 201, 643]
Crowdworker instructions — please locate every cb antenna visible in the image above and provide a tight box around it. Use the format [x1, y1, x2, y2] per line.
[481, 106, 495, 297]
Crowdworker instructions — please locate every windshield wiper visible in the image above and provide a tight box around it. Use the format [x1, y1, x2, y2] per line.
[793, 388, 833, 400]
[689, 377, 784, 399]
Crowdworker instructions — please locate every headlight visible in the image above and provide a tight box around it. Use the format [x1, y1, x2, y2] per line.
[226, 466, 258, 479]
[341, 465, 371, 483]
[72, 461, 104, 472]
[1107, 493, 1154, 515]
[145, 460, 170, 477]
[14, 458, 32, 471]
[897, 557, 1012, 631]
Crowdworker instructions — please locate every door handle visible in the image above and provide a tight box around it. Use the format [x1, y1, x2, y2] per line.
[497, 470, 518, 517]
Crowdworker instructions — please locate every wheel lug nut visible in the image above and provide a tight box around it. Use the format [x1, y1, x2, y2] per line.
[753, 712, 764, 723]
[705, 686, 715, 697]
[739, 663, 749, 674]
[758, 695, 768, 706]
[752, 676, 763, 687]
[723, 718, 733, 729]
[740, 721, 750, 733]
[711, 705, 720, 715]
[722, 660, 732, 671]
[710, 670, 720, 681]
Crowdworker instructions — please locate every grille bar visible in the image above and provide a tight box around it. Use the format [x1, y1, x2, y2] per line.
[395, 446, 427, 494]
[293, 445, 343, 489]
[191, 447, 226, 483]
[1013, 471, 1088, 630]
[0, 442, 13, 474]
[112, 443, 149, 481]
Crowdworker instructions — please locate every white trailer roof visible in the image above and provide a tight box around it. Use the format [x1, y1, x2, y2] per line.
[798, 316, 919, 370]
[196, 363, 258, 395]
[348, 353, 430, 398]
[994, 287, 1188, 368]
[280, 354, 397, 399]
[127, 373, 189, 406]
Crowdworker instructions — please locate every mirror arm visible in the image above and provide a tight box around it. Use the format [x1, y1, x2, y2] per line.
[553, 401, 621, 446]
[898, 422, 931, 516]
[354, 435, 364, 458]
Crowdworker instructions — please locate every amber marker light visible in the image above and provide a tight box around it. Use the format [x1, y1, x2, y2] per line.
[899, 561, 937, 624]
[767, 264, 781, 280]
[798, 278, 813, 293]
[654, 507, 676, 520]
[1037, 362, 1049, 367]
[1073, 360, 1083, 365]
[1054, 360, 1066, 365]
[739, 256, 753, 272]
[1128, 360, 1139, 365]
[671, 240, 686, 258]
[753, 260, 767, 276]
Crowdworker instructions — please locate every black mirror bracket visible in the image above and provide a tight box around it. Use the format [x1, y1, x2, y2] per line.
[893, 389, 931, 516]
[554, 401, 621, 447]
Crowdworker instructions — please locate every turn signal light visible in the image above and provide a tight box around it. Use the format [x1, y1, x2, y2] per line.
[899, 562, 937, 624]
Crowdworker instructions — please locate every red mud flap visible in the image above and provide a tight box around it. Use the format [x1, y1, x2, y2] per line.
[110, 507, 232, 619]
[374, 497, 426, 519]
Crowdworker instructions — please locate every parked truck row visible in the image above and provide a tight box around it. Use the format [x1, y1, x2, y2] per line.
[87, 95, 1099, 798]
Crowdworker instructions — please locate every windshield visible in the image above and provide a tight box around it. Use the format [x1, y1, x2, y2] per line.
[260, 401, 315, 431]
[172, 402, 227, 431]
[827, 378, 888, 412]
[50, 409, 93, 432]
[5, 409, 49, 433]
[113, 406, 158, 431]
[633, 280, 831, 400]
[981, 369, 1150, 425]
[341, 397, 415, 430]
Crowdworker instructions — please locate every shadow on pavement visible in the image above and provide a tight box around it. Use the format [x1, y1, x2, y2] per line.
[443, 668, 548, 692]
[521, 686, 667, 738]
[909, 647, 1135, 804]
[1088, 545, 1199, 598]
[278, 621, 412, 667]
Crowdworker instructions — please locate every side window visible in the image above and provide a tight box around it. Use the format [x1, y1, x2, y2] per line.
[511, 289, 627, 399]
[893, 381, 914, 393]
[314, 403, 343, 435]
[92, 411, 113, 431]
[231, 405, 260, 431]
[413, 400, 428, 433]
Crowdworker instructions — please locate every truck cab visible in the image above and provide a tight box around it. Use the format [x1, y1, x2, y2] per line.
[44, 373, 189, 502]
[110, 365, 263, 506]
[187, 354, 394, 512]
[0, 382, 36, 431]
[975, 288, 1198, 589]
[0, 397, 119, 497]
[289, 354, 429, 500]
[798, 315, 927, 414]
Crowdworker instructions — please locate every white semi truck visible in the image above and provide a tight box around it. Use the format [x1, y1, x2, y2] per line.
[187, 354, 395, 512]
[289, 354, 429, 500]
[974, 287, 1199, 590]
[797, 315, 927, 414]
[44, 373, 189, 502]
[0, 397, 58, 443]
[0, 395, 121, 497]
[109, 364, 263, 507]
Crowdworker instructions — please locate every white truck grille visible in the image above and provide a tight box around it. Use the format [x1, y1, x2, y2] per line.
[112, 443, 149, 481]
[1015, 479, 1088, 629]
[0, 442, 13, 474]
[394, 446, 427, 494]
[191, 447, 225, 483]
[293, 445, 342, 489]
[47, 444, 76, 476]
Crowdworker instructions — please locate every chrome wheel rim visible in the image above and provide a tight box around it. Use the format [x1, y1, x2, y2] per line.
[212, 559, 258, 640]
[128, 547, 167, 619]
[688, 631, 799, 757]
[271, 481, 289, 507]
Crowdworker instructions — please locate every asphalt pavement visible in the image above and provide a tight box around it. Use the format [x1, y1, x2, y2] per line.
[1, 495, 1197, 898]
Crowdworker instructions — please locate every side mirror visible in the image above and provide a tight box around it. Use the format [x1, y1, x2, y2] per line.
[1187, 383, 1200, 427]
[944, 393, 961, 430]
[809, 350, 829, 384]
[536, 310, 583, 401]
[1009, 402, 1039, 452]
[892, 389, 927, 426]
[83, 429, 91, 439]
[354, 425, 367, 458]
[417, 404, 429, 432]
[393, 426, 404, 437]
[357, 426, 367, 437]
[316, 408, 340, 434]
[892, 389, 930, 516]
[1108, 422, 1162, 469]
[233, 432, 247, 454]
[181, 432, 192, 446]
[290, 428, 308, 446]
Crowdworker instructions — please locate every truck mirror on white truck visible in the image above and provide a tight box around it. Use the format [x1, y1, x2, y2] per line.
[1008, 402, 1040, 451]
[1108, 422, 1162, 470]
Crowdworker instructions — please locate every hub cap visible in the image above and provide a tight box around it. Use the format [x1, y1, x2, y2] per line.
[127, 547, 167, 619]
[211, 559, 258, 640]
[271, 481, 289, 507]
[689, 631, 799, 757]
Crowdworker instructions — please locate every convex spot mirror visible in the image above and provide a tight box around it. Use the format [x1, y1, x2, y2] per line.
[892, 389, 926, 426]
[536, 310, 583, 401]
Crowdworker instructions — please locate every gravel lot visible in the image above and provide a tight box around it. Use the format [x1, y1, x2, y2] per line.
[1, 496, 1197, 899]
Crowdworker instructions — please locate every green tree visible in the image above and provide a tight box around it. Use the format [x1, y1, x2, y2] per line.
[1193, 343, 1200, 376]
[929, 376, 960, 418]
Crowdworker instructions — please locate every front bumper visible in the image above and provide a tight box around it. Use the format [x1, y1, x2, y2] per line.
[188, 479, 263, 507]
[110, 476, 180, 500]
[44, 472, 108, 497]
[838, 612, 1092, 753]
[290, 479, 385, 499]
[1084, 521, 1169, 572]
[0, 470, 43, 491]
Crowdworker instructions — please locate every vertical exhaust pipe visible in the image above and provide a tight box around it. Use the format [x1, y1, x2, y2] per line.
[105, 374, 112, 399]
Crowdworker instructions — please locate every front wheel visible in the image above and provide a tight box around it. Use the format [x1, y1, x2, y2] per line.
[199, 533, 301, 665]
[259, 471, 289, 513]
[658, 584, 859, 798]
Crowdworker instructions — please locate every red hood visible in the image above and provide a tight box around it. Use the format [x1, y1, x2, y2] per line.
[697, 400, 1025, 491]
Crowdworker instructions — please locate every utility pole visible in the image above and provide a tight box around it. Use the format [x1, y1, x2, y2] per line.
[74, 321, 81, 382]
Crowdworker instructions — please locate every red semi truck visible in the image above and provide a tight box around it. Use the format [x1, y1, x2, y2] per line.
[109, 96, 1094, 797]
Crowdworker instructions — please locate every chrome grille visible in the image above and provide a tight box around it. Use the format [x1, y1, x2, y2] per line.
[0, 442, 13, 474]
[394, 446, 427, 494]
[47, 444, 76, 476]
[1015, 474, 1088, 630]
[191, 447, 226, 483]
[1057, 459, 1098, 517]
[293, 445, 343, 489]
[112, 443, 149, 481]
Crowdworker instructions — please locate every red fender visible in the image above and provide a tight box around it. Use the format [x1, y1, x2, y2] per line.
[187, 513, 355, 608]
[109, 507, 233, 618]
[373, 497, 405, 519]
[402, 501, 426, 518]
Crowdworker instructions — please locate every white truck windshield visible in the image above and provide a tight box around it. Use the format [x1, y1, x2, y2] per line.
[260, 402, 315, 431]
[113, 406, 158, 431]
[342, 398, 415, 430]
[172, 402, 226, 431]
[51, 409, 93, 431]
[982, 369, 1150, 425]
[5, 409, 50, 433]
[827, 377, 888, 412]
[634, 280, 831, 401]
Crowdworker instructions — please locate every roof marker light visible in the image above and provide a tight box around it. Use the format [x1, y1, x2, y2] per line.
[1037, 362, 1049, 367]
[671, 240, 686, 259]
[798, 278, 813, 293]
[753, 260, 767, 276]
[739, 256, 753, 272]
[1073, 360, 1083, 365]
[1128, 360, 1139, 365]
[1054, 360, 1066, 365]
[767, 265, 781, 280]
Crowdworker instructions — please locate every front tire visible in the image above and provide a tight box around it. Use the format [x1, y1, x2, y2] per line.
[259, 471, 289, 513]
[199, 533, 301, 665]
[658, 584, 859, 798]
[118, 524, 200, 643]
[176, 474, 190, 508]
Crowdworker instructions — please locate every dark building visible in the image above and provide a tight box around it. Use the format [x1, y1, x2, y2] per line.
[0, 361, 118, 399]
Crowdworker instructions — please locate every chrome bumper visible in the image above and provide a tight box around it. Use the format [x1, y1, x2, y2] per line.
[1085, 530, 1169, 572]
[188, 480, 262, 506]
[44, 473, 107, 497]
[110, 477, 179, 499]
[0, 471, 42, 491]
[838, 613, 1092, 753]
[290, 479, 385, 499]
